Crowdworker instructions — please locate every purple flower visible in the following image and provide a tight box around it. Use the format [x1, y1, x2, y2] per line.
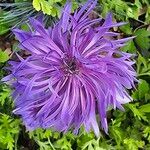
[2, 0, 136, 136]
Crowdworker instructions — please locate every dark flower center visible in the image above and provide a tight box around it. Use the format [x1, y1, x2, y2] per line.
[62, 57, 79, 75]
[67, 59, 77, 72]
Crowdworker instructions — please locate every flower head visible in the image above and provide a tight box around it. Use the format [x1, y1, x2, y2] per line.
[2, 0, 136, 136]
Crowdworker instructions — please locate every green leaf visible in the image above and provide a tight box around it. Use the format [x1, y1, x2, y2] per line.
[32, 0, 41, 11]
[127, 6, 139, 20]
[143, 126, 150, 142]
[0, 114, 20, 150]
[0, 25, 9, 35]
[32, 0, 63, 16]
[88, 144, 94, 150]
[121, 40, 136, 53]
[145, 6, 150, 23]
[37, 141, 52, 150]
[138, 80, 149, 100]
[77, 129, 95, 148]
[55, 137, 72, 150]
[139, 104, 150, 113]
[40, 1, 52, 15]
[0, 86, 11, 106]
[136, 54, 150, 77]
[109, 119, 124, 147]
[124, 138, 145, 150]
[0, 50, 9, 63]
[0, 11, 9, 35]
[127, 103, 148, 121]
[119, 24, 132, 34]
[134, 29, 150, 51]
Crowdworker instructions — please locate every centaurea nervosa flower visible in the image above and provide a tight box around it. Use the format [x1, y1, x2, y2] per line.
[2, 0, 136, 136]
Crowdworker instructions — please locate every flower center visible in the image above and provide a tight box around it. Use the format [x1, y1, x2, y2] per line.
[67, 59, 77, 72]
[62, 57, 79, 75]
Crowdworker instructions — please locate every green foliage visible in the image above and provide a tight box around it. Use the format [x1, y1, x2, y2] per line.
[134, 28, 150, 57]
[99, 0, 150, 22]
[32, 0, 62, 17]
[29, 128, 55, 150]
[0, 24, 9, 35]
[0, 50, 9, 63]
[32, 0, 78, 17]
[0, 2, 52, 35]
[0, 114, 20, 150]
[0, 11, 9, 35]
[100, 0, 129, 20]
[134, 29, 150, 50]
[127, 103, 148, 121]
[123, 138, 144, 150]
[132, 79, 150, 102]
[0, 2, 35, 28]
[121, 40, 137, 53]
[136, 54, 150, 77]
[139, 104, 150, 113]
[0, 61, 21, 150]
[143, 126, 150, 143]
[0, 85, 11, 106]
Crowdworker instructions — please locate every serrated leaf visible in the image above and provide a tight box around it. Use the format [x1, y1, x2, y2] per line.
[0, 86, 11, 106]
[32, 0, 63, 16]
[40, 1, 52, 15]
[124, 138, 145, 150]
[127, 103, 148, 121]
[0, 114, 20, 150]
